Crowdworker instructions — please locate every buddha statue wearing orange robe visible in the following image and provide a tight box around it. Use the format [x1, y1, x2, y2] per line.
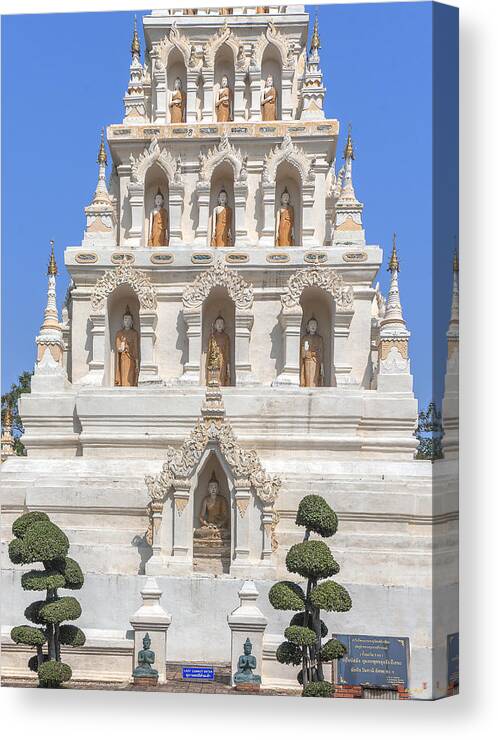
[169, 77, 186, 123]
[115, 309, 140, 387]
[300, 318, 324, 388]
[275, 188, 294, 247]
[211, 189, 233, 247]
[261, 74, 277, 121]
[148, 190, 169, 247]
[206, 315, 231, 387]
[215, 75, 232, 122]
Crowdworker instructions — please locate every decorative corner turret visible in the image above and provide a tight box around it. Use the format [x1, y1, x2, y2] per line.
[82, 129, 117, 246]
[332, 124, 365, 245]
[300, 15, 326, 121]
[1, 405, 15, 462]
[124, 15, 146, 123]
[442, 245, 459, 457]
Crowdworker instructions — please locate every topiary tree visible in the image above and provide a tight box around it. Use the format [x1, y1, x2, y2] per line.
[269, 495, 351, 697]
[8, 511, 85, 688]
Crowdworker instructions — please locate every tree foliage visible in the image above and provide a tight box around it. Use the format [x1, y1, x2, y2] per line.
[269, 494, 351, 698]
[1, 370, 32, 456]
[415, 402, 444, 461]
[8, 511, 85, 688]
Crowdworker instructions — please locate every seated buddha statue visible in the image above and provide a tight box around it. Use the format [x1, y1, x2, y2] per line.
[194, 473, 229, 542]
[233, 638, 261, 686]
[132, 633, 158, 679]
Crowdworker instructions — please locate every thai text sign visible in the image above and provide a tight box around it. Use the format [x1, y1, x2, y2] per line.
[334, 634, 410, 688]
[181, 665, 215, 681]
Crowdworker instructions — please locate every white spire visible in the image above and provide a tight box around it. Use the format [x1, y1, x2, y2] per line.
[300, 14, 326, 120]
[332, 125, 364, 243]
[39, 241, 61, 337]
[447, 248, 459, 341]
[82, 130, 117, 245]
[381, 233, 406, 329]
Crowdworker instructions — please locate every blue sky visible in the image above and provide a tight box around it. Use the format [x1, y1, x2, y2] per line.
[1, 3, 458, 408]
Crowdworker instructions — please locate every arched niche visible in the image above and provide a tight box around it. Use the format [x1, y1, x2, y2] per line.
[209, 161, 235, 248]
[275, 160, 302, 246]
[144, 162, 170, 247]
[105, 284, 141, 388]
[299, 286, 335, 387]
[201, 286, 236, 386]
[261, 43, 282, 120]
[214, 43, 235, 121]
[192, 451, 232, 575]
[166, 47, 187, 123]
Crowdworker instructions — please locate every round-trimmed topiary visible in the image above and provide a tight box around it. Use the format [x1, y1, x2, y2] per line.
[268, 580, 306, 611]
[38, 660, 72, 688]
[22, 521, 69, 564]
[39, 596, 82, 624]
[24, 600, 46, 625]
[284, 625, 317, 647]
[28, 654, 48, 673]
[21, 569, 66, 592]
[8, 537, 25, 564]
[320, 638, 348, 662]
[276, 641, 303, 666]
[59, 557, 84, 590]
[302, 680, 334, 698]
[310, 580, 352, 612]
[58, 625, 86, 647]
[286, 541, 339, 580]
[12, 511, 50, 540]
[290, 611, 328, 638]
[10, 625, 47, 647]
[296, 495, 338, 538]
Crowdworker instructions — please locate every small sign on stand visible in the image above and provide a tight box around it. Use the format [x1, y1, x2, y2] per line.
[181, 665, 215, 682]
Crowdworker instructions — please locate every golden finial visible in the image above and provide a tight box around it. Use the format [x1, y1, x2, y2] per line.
[97, 128, 107, 167]
[310, 15, 320, 53]
[131, 14, 141, 58]
[47, 240, 58, 276]
[453, 249, 459, 273]
[343, 123, 354, 160]
[388, 233, 400, 273]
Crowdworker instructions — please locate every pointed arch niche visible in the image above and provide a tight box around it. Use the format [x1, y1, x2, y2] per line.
[144, 163, 170, 247]
[209, 162, 235, 248]
[201, 286, 236, 386]
[261, 43, 282, 120]
[299, 286, 335, 387]
[105, 285, 140, 388]
[166, 47, 187, 124]
[214, 43, 235, 122]
[275, 161, 302, 247]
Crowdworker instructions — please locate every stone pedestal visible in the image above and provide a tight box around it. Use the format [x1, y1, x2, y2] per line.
[227, 581, 268, 688]
[130, 577, 172, 685]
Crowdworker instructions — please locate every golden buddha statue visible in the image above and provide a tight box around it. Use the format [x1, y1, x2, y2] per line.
[206, 315, 231, 387]
[169, 77, 186, 124]
[114, 308, 140, 387]
[300, 317, 324, 388]
[148, 190, 169, 247]
[261, 74, 277, 121]
[194, 473, 229, 541]
[275, 188, 294, 247]
[215, 75, 232, 122]
[211, 189, 233, 248]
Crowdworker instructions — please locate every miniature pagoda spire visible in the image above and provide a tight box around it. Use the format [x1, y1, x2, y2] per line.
[310, 14, 320, 55]
[1, 405, 15, 462]
[448, 247, 459, 339]
[383, 233, 406, 327]
[442, 245, 459, 458]
[301, 14, 326, 121]
[124, 14, 146, 123]
[40, 241, 60, 333]
[82, 130, 117, 245]
[93, 129, 110, 203]
[332, 125, 365, 243]
[131, 15, 141, 59]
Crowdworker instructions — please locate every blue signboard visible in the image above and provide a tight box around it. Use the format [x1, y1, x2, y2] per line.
[334, 634, 410, 688]
[181, 665, 215, 682]
[447, 633, 459, 685]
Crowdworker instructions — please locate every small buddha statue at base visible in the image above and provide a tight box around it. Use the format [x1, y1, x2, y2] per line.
[233, 638, 261, 691]
[132, 633, 158, 686]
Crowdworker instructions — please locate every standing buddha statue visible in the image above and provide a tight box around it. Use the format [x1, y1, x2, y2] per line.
[261, 74, 277, 121]
[169, 77, 186, 123]
[211, 189, 233, 248]
[206, 315, 231, 387]
[114, 308, 140, 387]
[300, 317, 324, 388]
[215, 75, 232, 122]
[148, 189, 169, 246]
[275, 188, 294, 247]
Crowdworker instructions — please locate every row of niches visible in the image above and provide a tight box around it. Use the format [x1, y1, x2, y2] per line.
[164, 8, 287, 16]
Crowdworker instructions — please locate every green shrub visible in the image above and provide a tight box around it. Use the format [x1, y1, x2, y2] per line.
[284, 625, 317, 647]
[290, 611, 328, 637]
[286, 541, 339, 580]
[321, 638, 348, 662]
[22, 569, 66, 592]
[310, 580, 352, 612]
[12, 511, 50, 539]
[24, 600, 46, 625]
[22, 521, 69, 564]
[8, 537, 25, 564]
[296, 495, 338, 538]
[11, 625, 46, 647]
[38, 660, 72, 688]
[302, 680, 334, 698]
[28, 654, 48, 673]
[276, 641, 303, 666]
[59, 625, 86, 647]
[268, 581, 305, 611]
[39, 596, 82, 624]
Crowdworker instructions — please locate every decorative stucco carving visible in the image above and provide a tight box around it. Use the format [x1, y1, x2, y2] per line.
[91, 264, 157, 312]
[183, 258, 253, 310]
[281, 267, 354, 313]
[203, 22, 243, 69]
[198, 133, 243, 183]
[263, 134, 313, 185]
[129, 137, 177, 184]
[155, 22, 192, 68]
[253, 22, 293, 69]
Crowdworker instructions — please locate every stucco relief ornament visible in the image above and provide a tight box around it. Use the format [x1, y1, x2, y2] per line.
[281, 267, 354, 313]
[198, 134, 243, 183]
[91, 264, 157, 312]
[129, 138, 176, 185]
[183, 258, 253, 310]
[204, 22, 243, 70]
[263, 134, 313, 185]
[253, 22, 293, 69]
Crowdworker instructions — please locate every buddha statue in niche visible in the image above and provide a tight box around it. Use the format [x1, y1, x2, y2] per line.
[194, 472, 229, 542]
[275, 188, 295, 247]
[169, 77, 186, 123]
[148, 189, 169, 247]
[206, 315, 231, 387]
[300, 317, 324, 388]
[261, 74, 277, 121]
[256, 7, 269, 13]
[211, 189, 233, 248]
[114, 307, 140, 387]
[215, 75, 232, 122]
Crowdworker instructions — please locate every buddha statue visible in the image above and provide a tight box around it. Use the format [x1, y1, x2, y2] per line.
[132, 633, 159, 679]
[261, 74, 277, 121]
[169, 77, 186, 124]
[215, 75, 232, 122]
[206, 315, 231, 387]
[194, 473, 229, 541]
[300, 317, 324, 388]
[148, 189, 169, 247]
[275, 187, 294, 247]
[114, 308, 139, 387]
[256, 7, 269, 13]
[211, 189, 233, 248]
[233, 638, 261, 686]
[219, 8, 233, 15]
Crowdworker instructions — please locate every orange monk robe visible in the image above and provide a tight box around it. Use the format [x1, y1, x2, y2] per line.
[206, 331, 231, 387]
[276, 206, 294, 247]
[170, 89, 186, 123]
[211, 206, 232, 248]
[300, 333, 323, 388]
[115, 329, 139, 387]
[216, 87, 232, 122]
[148, 207, 168, 247]
[261, 86, 277, 121]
